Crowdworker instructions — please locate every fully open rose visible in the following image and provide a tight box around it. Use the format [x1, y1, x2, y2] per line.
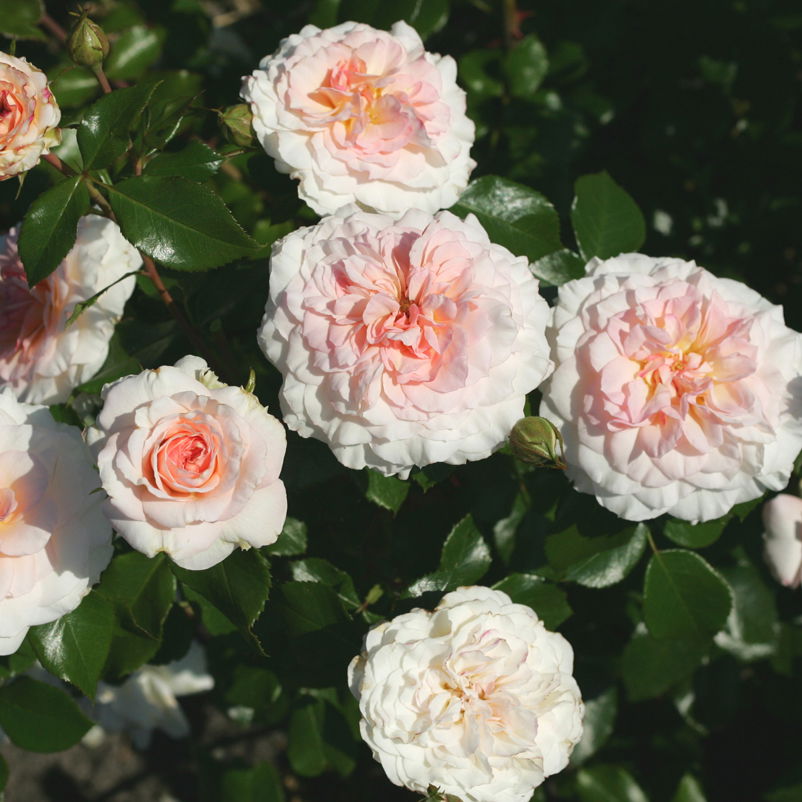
[0, 215, 140, 404]
[258, 208, 553, 477]
[88, 356, 287, 570]
[348, 587, 584, 802]
[241, 21, 475, 216]
[0, 52, 61, 180]
[540, 254, 802, 522]
[0, 389, 112, 655]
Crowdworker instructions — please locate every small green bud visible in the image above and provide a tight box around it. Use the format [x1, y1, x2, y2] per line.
[219, 104, 254, 147]
[67, 12, 110, 69]
[508, 416, 566, 469]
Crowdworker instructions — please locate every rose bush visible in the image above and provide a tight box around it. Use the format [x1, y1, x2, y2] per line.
[88, 356, 287, 570]
[348, 586, 584, 802]
[540, 254, 802, 522]
[241, 20, 475, 216]
[258, 207, 552, 476]
[0, 388, 111, 655]
[0, 52, 60, 180]
[0, 215, 139, 404]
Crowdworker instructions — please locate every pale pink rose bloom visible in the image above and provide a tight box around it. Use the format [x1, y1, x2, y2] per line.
[0, 52, 61, 180]
[348, 587, 584, 802]
[258, 208, 553, 478]
[762, 494, 802, 588]
[0, 388, 112, 655]
[540, 253, 802, 522]
[241, 21, 475, 216]
[0, 215, 140, 405]
[88, 356, 288, 570]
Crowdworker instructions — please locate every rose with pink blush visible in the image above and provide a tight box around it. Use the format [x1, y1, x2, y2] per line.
[540, 253, 802, 522]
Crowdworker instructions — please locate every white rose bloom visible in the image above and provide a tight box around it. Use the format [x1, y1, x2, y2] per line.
[540, 253, 802, 522]
[348, 587, 584, 802]
[87, 641, 214, 749]
[0, 388, 112, 655]
[241, 21, 475, 216]
[0, 215, 140, 405]
[762, 493, 802, 588]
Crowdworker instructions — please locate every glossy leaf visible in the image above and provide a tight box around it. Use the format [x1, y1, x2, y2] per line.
[265, 517, 308, 557]
[546, 524, 648, 588]
[492, 573, 572, 629]
[663, 516, 728, 549]
[577, 765, 649, 802]
[452, 176, 562, 262]
[106, 176, 259, 270]
[276, 581, 349, 636]
[105, 25, 164, 81]
[18, 176, 90, 286]
[644, 550, 732, 641]
[144, 141, 223, 181]
[531, 248, 586, 286]
[407, 515, 492, 595]
[0, 677, 92, 752]
[505, 35, 549, 98]
[571, 171, 646, 260]
[28, 591, 115, 698]
[290, 558, 360, 611]
[363, 469, 409, 514]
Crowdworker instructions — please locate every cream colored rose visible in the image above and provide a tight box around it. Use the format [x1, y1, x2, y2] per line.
[0, 215, 140, 405]
[348, 587, 584, 802]
[0, 52, 61, 180]
[88, 356, 288, 570]
[241, 21, 475, 216]
[0, 388, 112, 655]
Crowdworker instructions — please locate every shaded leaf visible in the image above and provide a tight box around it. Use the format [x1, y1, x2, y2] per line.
[671, 775, 708, 802]
[493, 573, 572, 629]
[505, 35, 549, 98]
[577, 764, 649, 802]
[663, 516, 727, 549]
[0, 0, 44, 40]
[570, 688, 618, 766]
[339, 0, 448, 38]
[265, 517, 308, 557]
[363, 469, 409, 514]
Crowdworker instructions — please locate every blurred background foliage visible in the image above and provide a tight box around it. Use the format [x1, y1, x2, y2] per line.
[1, 1, 801, 801]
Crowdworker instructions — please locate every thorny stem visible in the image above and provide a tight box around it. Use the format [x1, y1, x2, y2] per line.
[39, 13, 67, 42]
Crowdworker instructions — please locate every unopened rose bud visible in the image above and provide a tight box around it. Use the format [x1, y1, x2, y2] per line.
[67, 12, 110, 69]
[509, 416, 566, 468]
[219, 104, 254, 147]
[762, 494, 802, 588]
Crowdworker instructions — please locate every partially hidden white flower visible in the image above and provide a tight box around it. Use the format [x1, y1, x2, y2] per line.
[540, 253, 802, 522]
[348, 587, 584, 802]
[87, 356, 288, 570]
[762, 493, 802, 588]
[86, 641, 214, 749]
[258, 207, 553, 478]
[0, 52, 61, 180]
[241, 21, 475, 216]
[0, 388, 112, 655]
[0, 215, 140, 405]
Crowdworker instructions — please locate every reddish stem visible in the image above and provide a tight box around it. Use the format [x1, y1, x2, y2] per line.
[39, 13, 67, 42]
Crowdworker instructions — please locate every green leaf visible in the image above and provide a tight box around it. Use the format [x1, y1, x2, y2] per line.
[363, 469, 409, 514]
[459, 50, 504, 100]
[452, 176, 562, 262]
[144, 141, 223, 181]
[505, 35, 549, 98]
[492, 573, 572, 629]
[105, 25, 164, 81]
[265, 517, 308, 557]
[50, 66, 98, 108]
[663, 516, 728, 548]
[215, 762, 286, 802]
[671, 775, 708, 802]
[28, 592, 114, 699]
[571, 171, 646, 260]
[338, 0, 448, 39]
[531, 248, 586, 286]
[621, 628, 708, 701]
[644, 550, 732, 641]
[277, 581, 349, 636]
[545, 524, 648, 588]
[290, 559, 360, 611]
[18, 177, 90, 286]
[288, 697, 328, 777]
[106, 176, 259, 270]
[77, 82, 160, 169]
[0, 753, 7, 792]
[577, 765, 649, 802]
[174, 550, 271, 651]
[714, 564, 779, 661]
[570, 688, 618, 766]
[407, 515, 492, 595]
[0, 638, 37, 680]
[0, 0, 44, 40]
[0, 676, 92, 752]
[66, 269, 141, 326]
